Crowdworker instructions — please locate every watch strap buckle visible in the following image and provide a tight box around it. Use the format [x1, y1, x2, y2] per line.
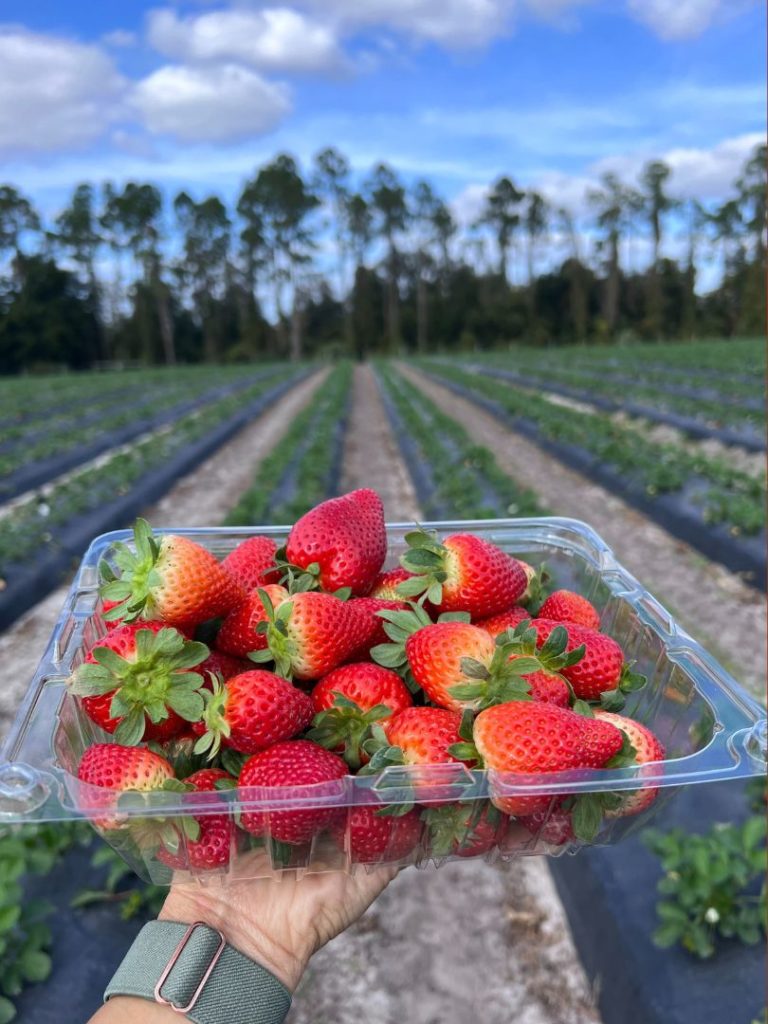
[154, 921, 226, 1014]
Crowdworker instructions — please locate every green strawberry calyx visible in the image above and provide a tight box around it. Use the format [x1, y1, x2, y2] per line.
[566, 732, 639, 842]
[192, 676, 233, 761]
[307, 693, 392, 772]
[69, 627, 209, 745]
[272, 547, 351, 600]
[371, 603, 471, 692]
[247, 588, 297, 679]
[100, 519, 168, 623]
[396, 527, 452, 605]
[422, 800, 500, 858]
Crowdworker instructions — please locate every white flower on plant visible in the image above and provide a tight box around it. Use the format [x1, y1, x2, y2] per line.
[704, 907, 720, 924]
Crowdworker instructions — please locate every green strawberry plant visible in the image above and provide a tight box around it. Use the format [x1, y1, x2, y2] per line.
[643, 807, 766, 959]
[0, 821, 91, 1023]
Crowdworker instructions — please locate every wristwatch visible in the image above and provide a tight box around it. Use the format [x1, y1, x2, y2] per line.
[104, 920, 292, 1023]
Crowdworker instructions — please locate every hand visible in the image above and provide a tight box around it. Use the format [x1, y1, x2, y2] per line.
[88, 850, 397, 1023]
[160, 851, 398, 992]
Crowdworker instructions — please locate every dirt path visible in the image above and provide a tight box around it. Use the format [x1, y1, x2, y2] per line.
[341, 364, 421, 522]
[0, 370, 327, 739]
[291, 363, 602, 1024]
[402, 365, 766, 697]
[291, 858, 599, 1024]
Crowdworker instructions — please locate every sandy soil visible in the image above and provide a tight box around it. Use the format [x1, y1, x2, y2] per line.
[402, 365, 766, 697]
[0, 370, 327, 740]
[341, 364, 422, 522]
[290, 857, 600, 1024]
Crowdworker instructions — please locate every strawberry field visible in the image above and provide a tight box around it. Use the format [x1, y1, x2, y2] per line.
[0, 338, 764, 1024]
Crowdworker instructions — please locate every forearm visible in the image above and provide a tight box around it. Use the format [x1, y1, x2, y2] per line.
[88, 888, 305, 1024]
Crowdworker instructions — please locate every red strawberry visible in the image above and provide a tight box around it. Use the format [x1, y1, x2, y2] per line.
[518, 805, 575, 846]
[285, 489, 386, 595]
[422, 802, 504, 858]
[405, 622, 496, 710]
[252, 591, 372, 681]
[594, 711, 665, 815]
[347, 596, 408, 658]
[332, 803, 422, 863]
[101, 519, 241, 629]
[476, 605, 531, 638]
[197, 649, 252, 686]
[222, 536, 280, 591]
[519, 664, 570, 708]
[194, 670, 313, 758]
[370, 568, 414, 600]
[70, 621, 209, 745]
[239, 740, 348, 844]
[399, 529, 527, 618]
[530, 619, 624, 700]
[579, 715, 626, 767]
[473, 701, 623, 815]
[77, 743, 174, 829]
[309, 663, 413, 769]
[157, 768, 236, 871]
[215, 584, 289, 658]
[538, 590, 600, 630]
[381, 707, 467, 766]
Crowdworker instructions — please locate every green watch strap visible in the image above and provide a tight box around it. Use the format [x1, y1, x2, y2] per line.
[104, 920, 292, 1024]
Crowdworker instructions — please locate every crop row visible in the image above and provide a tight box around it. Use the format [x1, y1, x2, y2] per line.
[0, 368, 309, 631]
[0, 368, 288, 503]
[376, 363, 544, 521]
[226, 362, 352, 527]
[454, 363, 764, 452]
[416, 362, 765, 585]
[510, 337, 763, 389]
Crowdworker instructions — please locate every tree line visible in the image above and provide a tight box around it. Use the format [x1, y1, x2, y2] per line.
[0, 143, 764, 372]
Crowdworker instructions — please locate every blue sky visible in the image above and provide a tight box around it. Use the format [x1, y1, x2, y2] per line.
[0, 0, 764, 282]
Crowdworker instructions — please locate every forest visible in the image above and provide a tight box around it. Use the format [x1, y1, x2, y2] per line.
[0, 142, 764, 372]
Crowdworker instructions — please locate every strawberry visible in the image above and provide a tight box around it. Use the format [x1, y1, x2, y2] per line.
[472, 701, 624, 815]
[348, 596, 408, 658]
[519, 664, 570, 708]
[405, 621, 496, 710]
[69, 622, 209, 745]
[284, 489, 386, 595]
[526, 618, 630, 701]
[308, 663, 413, 769]
[77, 743, 174, 829]
[398, 529, 527, 618]
[157, 768, 236, 871]
[404, 618, 579, 712]
[250, 590, 372, 681]
[374, 707, 467, 768]
[197, 649, 252, 686]
[215, 584, 289, 658]
[538, 590, 600, 630]
[475, 605, 530, 638]
[370, 568, 415, 600]
[193, 669, 313, 758]
[332, 803, 422, 863]
[518, 806, 575, 847]
[222, 536, 280, 591]
[422, 801, 504, 858]
[239, 740, 348, 845]
[593, 711, 665, 816]
[100, 519, 241, 629]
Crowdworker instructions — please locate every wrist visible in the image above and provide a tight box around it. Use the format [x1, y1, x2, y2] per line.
[160, 887, 309, 993]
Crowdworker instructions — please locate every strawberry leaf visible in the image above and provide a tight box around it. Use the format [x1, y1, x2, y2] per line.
[113, 708, 146, 746]
[571, 793, 603, 842]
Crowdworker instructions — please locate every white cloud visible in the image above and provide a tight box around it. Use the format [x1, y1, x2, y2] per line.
[102, 29, 137, 48]
[146, 7, 344, 74]
[627, 0, 723, 40]
[298, 0, 516, 48]
[131, 63, 291, 143]
[0, 28, 124, 156]
[594, 131, 765, 199]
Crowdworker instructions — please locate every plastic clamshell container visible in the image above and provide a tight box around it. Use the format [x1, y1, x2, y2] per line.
[1, 518, 765, 884]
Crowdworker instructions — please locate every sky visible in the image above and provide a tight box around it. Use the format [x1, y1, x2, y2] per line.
[0, 0, 765, 284]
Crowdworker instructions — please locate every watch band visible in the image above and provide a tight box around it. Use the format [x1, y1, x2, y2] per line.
[104, 920, 292, 1024]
